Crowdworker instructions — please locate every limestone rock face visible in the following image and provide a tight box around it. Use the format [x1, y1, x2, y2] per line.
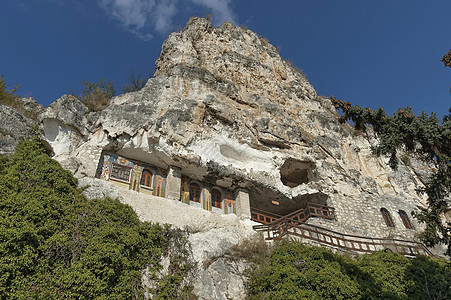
[0, 97, 43, 155]
[39, 17, 429, 232]
[81, 177, 256, 300]
[19, 97, 45, 117]
[39, 94, 102, 175]
[30, 17, 440, 298]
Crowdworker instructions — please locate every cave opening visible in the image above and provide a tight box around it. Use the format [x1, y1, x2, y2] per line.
[249, 183, 328, 216]
[279, 158, 315, 188]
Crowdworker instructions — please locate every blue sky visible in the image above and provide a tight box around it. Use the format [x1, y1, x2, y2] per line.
[1, 1, 450, 117]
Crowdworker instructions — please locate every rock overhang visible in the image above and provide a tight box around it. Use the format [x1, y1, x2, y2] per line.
[35, 17, 430, 224]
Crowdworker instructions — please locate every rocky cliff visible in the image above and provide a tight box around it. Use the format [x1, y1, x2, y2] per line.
[2, 17, 439, 299]
[0, 97, 43, 155]
[40, 17, 428, 215]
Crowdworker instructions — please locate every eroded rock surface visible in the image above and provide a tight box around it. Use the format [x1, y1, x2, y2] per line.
[36, 16, 432, 239]
[29, 17, 442, 298]
[0, 97, 43, 155]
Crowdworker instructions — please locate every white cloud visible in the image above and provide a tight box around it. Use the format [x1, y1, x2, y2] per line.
[98, 0, 237, 41]
[99, 0, 156, 29]
[191, 0, 237, 25]
[153, 1, 178, 33]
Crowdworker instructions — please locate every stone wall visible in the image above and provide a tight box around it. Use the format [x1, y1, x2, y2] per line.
[307, 193, 421, 241]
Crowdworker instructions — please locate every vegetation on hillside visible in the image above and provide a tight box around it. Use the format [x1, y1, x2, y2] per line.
[246, 242, 451, 300]
[79, 79, 115, 111]
[442, 49, 451, 68]
[122, 69, 152, 94]
[0, 75, 38, 120]
[0, 138, 194, 299]
[77, 70, 151, 111]
[329, 51, 451, 255]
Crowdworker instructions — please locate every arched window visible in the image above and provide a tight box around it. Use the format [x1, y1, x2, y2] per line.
[381, 208, 394, 227]
[399, 210, 413, 229]
[211, 189, 222, 209]
[140, 169, 153, 188]
[189, 183, 201, 203]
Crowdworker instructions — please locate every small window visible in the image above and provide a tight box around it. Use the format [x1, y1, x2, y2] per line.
[140, 169, 153, 188]
[110, 163, 131, 182]
[381, 208, 394, 227]
[399, 210, 413, 229]
[189, 183, 201, 203]
[211, 189, 222, 208]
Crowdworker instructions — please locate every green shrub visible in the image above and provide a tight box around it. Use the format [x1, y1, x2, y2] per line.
[0, 75, 38, 120]
[246, 242, 451, 300]
[81, 79, 115, 111]
[247, 242, 360, 300]
[0, 137, 169, 298]
[153, 227, 197, 300]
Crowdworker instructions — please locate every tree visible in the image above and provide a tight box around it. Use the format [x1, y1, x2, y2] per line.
[330, 99, 451, 255]
[247, 242, 451, 299]
[81, 79, 115, 111]
[0, 75, 20, 104]
[442, 49, 451, 94]
[328, 51, 451, 255]
[441, 49, 451, 68]
[0, 137, 169, 298]
[0, 75, 40, 120]
[122, 69, 152, 94]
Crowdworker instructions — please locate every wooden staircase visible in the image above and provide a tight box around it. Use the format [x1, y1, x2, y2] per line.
[251, 202, 335, 224]
[250, 203, 433, 257]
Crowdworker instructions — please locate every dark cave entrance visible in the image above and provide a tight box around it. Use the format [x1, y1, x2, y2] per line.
[279, 158, 316, 188]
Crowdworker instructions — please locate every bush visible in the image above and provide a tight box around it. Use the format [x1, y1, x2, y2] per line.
[247, 242, 360, 300]
[0, 137, 169, 298]
[122, 69, 151, 94]
[0, 75, 38, 120]
[246, 241, 451, 300]
[81, 79, 115, 111]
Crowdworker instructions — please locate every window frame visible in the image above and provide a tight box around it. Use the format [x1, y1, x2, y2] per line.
[140, 169, 154, 189]
[109, 163, 132, 183]
[211, 188, 223, 209]
[398, 210, 413, 229]
[189, 183, 202, 203]
[380, 208, 395, 227]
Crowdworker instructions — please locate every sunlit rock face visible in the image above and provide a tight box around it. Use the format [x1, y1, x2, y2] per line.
[0, 16, 438, 299]
[0, 98, 43, 155]
[38, 17, 430, 237]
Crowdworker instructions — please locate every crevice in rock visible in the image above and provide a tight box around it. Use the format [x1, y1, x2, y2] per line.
[258, 133, 291, 149]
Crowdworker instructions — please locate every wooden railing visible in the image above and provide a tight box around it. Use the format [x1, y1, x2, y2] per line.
[250, 207, 283, 224]
[253, 218, 433, 257]
[283, 203, 336, 223]
[250, 202, 335, 225]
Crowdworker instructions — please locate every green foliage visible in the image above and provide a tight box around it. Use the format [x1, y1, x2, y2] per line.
[81, 79, 115, 111]
[247, 242, 451, 300]
[0, 75, 20, 106]
[331, 97, 451, 255]
[0, 75, 37, 120]
[0, 137, 170, 299]
[247, 243, 360, 300]
[153, 227, 197, 300]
